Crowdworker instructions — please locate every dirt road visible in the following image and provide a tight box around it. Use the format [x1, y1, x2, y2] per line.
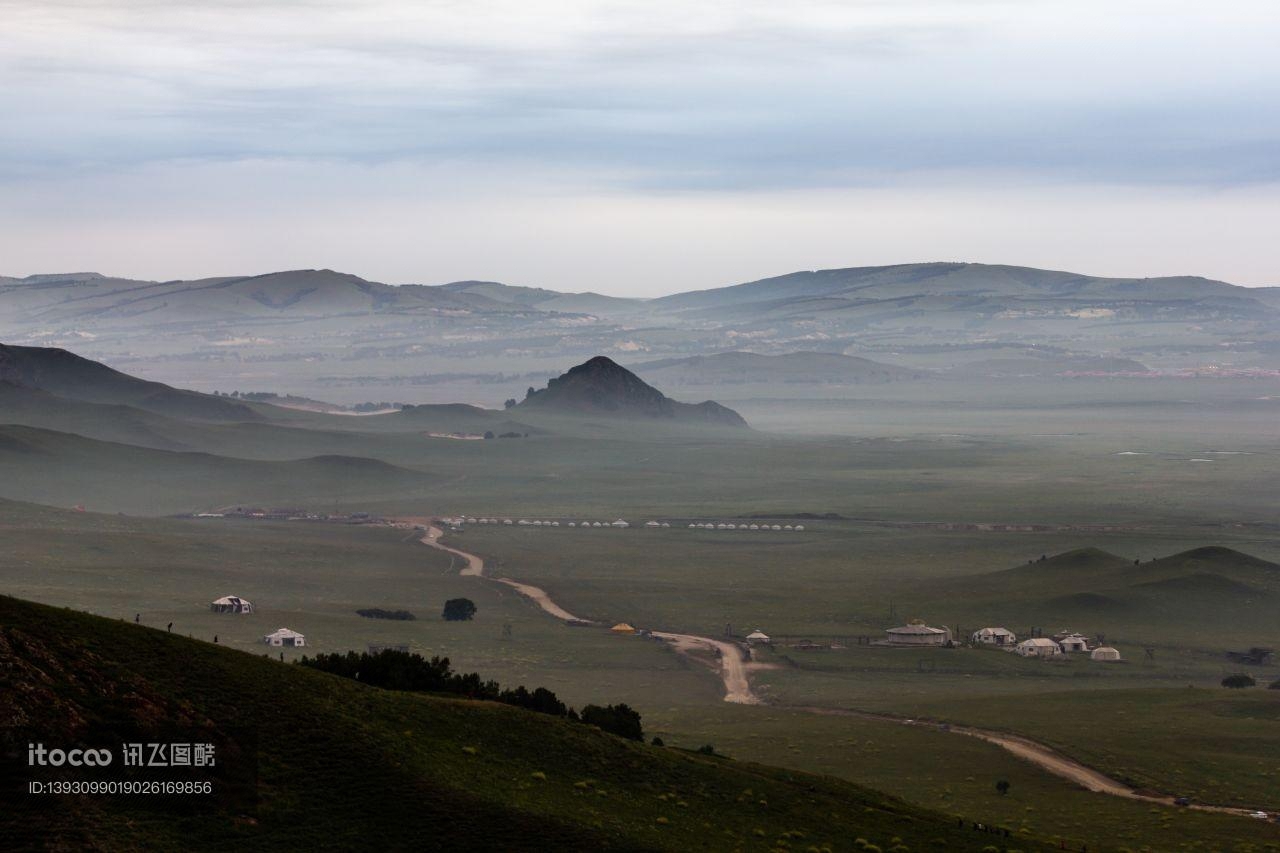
[398, 520, 591, 622]
[650, 632, 760, 704]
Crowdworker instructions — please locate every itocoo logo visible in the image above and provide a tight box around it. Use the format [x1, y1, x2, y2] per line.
[28, 743, 113, 767]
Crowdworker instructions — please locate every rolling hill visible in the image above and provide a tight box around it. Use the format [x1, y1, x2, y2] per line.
[0, 342, 262, 422]
[632, 351, 924, 386]
[0, 424, 434, 514]
[516, 357, 748, 427]
[917, 546, 1280, 647]
[0, 594, 1043, 852]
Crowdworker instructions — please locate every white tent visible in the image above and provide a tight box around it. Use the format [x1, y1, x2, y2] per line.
[210, 595, 254, 614]
[1015, 638, 1062, 658]
[1091, 646, 1122, 662]
[1058, 634, 1090, 653]
[263, 627, 306, 647]
[745, 629, 771, 646]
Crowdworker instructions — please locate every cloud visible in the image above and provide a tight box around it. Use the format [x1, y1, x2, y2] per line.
[1, 0, 1277, 288]
[2, 0, 1277, 187]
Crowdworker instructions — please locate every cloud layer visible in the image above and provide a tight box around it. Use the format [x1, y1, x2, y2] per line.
[2, 0, 1277, 290]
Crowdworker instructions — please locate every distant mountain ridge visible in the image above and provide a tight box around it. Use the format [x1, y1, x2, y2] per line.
[632, 351, 925, 385]
[517, 356, 749, 427]
[4, 262, 1277, 391]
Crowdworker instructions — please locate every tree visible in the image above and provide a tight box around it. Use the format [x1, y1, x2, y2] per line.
[504, 398, 517, 409]
[442, 598, 477, 621]
[1221, 674, 1256, 689]
[580, 703, 644, 741]
[483, 431, 495, 440]
[995, 779, 1011, 796]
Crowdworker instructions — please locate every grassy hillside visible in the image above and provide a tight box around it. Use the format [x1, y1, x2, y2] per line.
[0, 595, 1048, 852]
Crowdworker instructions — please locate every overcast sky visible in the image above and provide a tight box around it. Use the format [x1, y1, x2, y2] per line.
[1, 0, 1277, 293]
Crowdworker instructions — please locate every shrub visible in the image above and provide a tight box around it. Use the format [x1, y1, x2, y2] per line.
[355, 608, 415, 620]
[696, 744, 717, 755]
[1221, 673, 1256, 689]
[442, 598, 477, 621]
[1268, 679, 1280, 690]
[580, 703, 644, 741]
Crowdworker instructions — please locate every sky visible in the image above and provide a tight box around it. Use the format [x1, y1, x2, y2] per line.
[1, 0, 1277, 294]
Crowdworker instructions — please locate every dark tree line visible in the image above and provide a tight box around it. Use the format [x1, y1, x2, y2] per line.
[297, 649, 642, 739]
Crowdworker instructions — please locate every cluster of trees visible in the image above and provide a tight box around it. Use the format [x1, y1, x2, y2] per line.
[297, 649, 643, 740]
[355, 608, 416, 621]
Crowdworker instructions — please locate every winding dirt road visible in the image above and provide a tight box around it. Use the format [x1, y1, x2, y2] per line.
[401, 518, 1271, 820]
[405, 521, 591, 622]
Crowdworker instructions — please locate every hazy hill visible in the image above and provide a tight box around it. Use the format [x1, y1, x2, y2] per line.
[649, 262, 1279, 316]
[517, 356, 749, 427]
[439, 280, 646, 316]
[921, 546, 1279, 646]
[0, 594, 1032, 852]
[0, 424, 434, 514]
[0, 343, 262, 422]
[633, 351, 924, 386]
[3, 263, 1275, 391]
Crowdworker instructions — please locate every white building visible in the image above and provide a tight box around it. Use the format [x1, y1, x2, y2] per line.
[263, 627, 306, 648]
[210, 595, 254, 614]
[1090, 646, 1122, 662]
[1015, 638, 1062, 658]
[745, 629, 772, 646]
[1058, 634, 1090, 653]
[884, 621, 951, 646]
[971, 627, 1017, 647]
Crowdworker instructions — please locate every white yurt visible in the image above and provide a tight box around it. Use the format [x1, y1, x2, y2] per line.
[263, 627, 306, 647]
[210, 595, 254, 614]
[1090, 646, 1122, 662]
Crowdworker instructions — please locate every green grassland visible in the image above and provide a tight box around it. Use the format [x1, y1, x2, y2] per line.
[3, 594, 1052, 853]
[5, 501, 1279, 851]
[642, 703, 1280, 853]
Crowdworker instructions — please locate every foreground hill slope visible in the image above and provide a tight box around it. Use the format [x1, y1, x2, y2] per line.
[517, 356, 749, 427]
[0, 595, 1038, 852]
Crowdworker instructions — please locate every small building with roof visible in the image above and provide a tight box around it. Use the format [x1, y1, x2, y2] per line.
[1090, 646, 1122, 662]
[971, 627, 1017, 647]
[1058, 633, 1090, 653]
[263, 627, 306, 647]
[210, 595, 254, 614]
[884, 620, 951, 646]
[1015, 637, 1061, 658]
[745, 629, 772, 646]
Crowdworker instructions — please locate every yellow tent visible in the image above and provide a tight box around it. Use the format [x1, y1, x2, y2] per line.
[610, 622, 636, 634]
